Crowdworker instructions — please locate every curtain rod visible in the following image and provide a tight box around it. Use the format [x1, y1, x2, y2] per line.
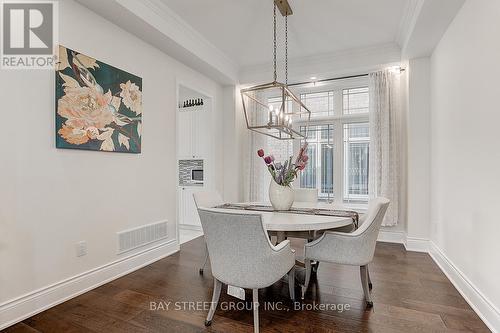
[287, 68, 405, 87]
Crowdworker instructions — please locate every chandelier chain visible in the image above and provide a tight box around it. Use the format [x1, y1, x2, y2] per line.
[285, 13, 288, 85]
[273, 3, 277, 82]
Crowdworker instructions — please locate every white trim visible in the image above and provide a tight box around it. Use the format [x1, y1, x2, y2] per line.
[179, 224, 203, 232]
[404, 236, 429, 252]
[76, 0, 238, 84]
[376, 231, 431, 253]
[376, 235, 498, 331]
[396, 0, 425, 49]
[400, 0, 466, 58]
[377, 230, 405, 244]
[0, 239, 179, 330]
[239, 43, 402, 85]
[429, 241, 500, 333]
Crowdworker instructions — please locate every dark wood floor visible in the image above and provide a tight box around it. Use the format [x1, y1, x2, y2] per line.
[3, 237, 490, 333]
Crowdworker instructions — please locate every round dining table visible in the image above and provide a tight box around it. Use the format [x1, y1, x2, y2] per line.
[212, 201, 355, 243]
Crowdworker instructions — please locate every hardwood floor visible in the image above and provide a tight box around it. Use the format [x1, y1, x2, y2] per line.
[3, 237, 490, 333]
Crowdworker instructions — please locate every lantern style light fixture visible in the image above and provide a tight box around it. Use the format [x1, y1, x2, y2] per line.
[240, 0, 311, 140]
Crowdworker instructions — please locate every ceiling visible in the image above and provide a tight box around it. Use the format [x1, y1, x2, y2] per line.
[160, 0, 410, 67]
[78, 0, 464, 84]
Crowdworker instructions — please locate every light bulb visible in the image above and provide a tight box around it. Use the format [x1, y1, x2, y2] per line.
[288, 118, 293, 125]
[269, 104, 274, 112]
[285, 115, 289, 122]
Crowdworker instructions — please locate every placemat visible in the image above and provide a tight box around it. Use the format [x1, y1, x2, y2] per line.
[215, 203, 359, 227]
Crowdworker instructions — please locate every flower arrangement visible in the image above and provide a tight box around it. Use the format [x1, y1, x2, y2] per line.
[257, 143, 309, 187]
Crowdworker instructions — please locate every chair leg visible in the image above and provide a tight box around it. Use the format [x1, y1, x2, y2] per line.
[288, 266, 296, 301]
[367, 265, 373, 290]
[199, 245, 209, 275]
[301, 259, 312, 299]
[312, 261, 320, 273]
[205, 278, 222, 326]
[360, 265, 373, 308]
[252, 289, 259, 333]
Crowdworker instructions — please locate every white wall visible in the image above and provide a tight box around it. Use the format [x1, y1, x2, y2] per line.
[406, 57, 431, 242]
[430, 0, 500, 327]
[0, 0, 223, 310]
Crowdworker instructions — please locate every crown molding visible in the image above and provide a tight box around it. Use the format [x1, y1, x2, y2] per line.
[399, 0, 465, 59]
[76, 0, 238, 84]
[395, 0, 425, 49]
[138, 0, 237, 70]
[239, 42, 402, 85]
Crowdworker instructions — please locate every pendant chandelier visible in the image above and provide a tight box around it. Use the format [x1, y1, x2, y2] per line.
[240, 0, 311, 140]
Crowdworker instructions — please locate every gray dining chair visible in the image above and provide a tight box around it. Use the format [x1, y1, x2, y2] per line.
[193, 191, 224, 274]
[301, 197, 390, 307]
[198, 208, 296, 333]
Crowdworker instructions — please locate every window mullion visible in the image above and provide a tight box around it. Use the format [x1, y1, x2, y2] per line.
[333, 90, 343, 204]
[333, 120, 343, 204]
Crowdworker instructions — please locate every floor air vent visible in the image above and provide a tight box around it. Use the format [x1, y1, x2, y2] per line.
[117, 221, 167, 254]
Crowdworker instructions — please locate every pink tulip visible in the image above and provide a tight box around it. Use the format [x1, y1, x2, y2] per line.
[298, 147, 304, 157]
[298, 164, 305, 170]
[257, 149, 265, 157]
[264, 156, 272, 164]
[302, 155, 309, 162]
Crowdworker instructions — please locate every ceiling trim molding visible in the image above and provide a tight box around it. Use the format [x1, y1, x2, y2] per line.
[395, 0, 425, 48]
[239, 42, 402, 85]
[397, 0, 465, 59]
[77, 0, 238, 84]
[139, 0, 236, 68]
[119, 0, 238, 81]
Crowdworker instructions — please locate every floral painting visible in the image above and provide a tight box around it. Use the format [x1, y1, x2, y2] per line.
[56, 45, 142, 153]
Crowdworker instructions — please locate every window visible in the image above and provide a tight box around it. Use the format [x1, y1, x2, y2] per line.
[299, 125, 334, 196]
[300, 91, 334, 117]
[343, 123, 369, 201]
[343, 87, 369, 114]
[296, 81, 370, 203]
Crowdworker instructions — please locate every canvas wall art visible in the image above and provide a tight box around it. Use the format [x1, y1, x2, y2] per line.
[56, 45, 142, 153]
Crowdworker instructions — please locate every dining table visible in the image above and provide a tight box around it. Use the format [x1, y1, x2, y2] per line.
[211, 201, 358, 243]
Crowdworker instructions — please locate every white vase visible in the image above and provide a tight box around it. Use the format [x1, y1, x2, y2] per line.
[269, 179, 294, 211]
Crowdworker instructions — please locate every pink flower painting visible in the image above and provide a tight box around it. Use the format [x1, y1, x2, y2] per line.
[56, 45, 142, 153]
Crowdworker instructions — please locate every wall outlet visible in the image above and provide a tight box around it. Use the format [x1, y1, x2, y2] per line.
[76, 241, 87, 257]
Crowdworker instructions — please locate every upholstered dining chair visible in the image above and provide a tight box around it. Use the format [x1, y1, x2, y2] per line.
[293, 188, 318, 203]
[198, 208, 296, 333]
[301, 197, 390, 307]
[193, 191, 224, 274]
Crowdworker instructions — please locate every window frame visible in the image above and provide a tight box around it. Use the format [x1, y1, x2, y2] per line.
[291, 77, 370, 205]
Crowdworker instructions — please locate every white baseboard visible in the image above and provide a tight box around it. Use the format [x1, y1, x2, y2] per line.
[404, 236, 429, 252]
[378, 234, 497, 331]
[179, 224, 202, 232]
[377, 230, 430, 253]
[377, 230, 405, 244]
[0, 239, 179, 330]
[429, 241, 500, 333]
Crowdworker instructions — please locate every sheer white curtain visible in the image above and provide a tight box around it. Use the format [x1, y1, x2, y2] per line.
[368, 70, 402, 226]
[243, 91, 292, 202]
[244, 126, 268, 202]
[244, 133, 292, 202]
